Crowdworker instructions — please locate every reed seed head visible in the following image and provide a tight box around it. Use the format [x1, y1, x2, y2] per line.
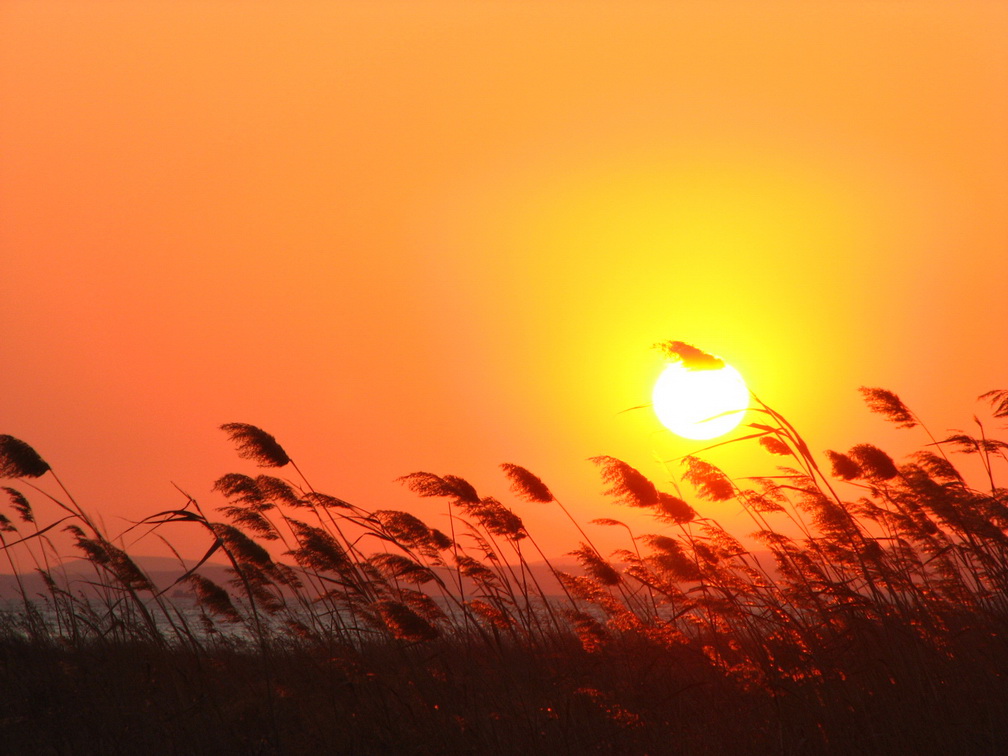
[859, 387, 917, 429]
[653, 341, 725, 370]
[396, 471, 479, 504]
[912, 451, 963, 482]
[2, 486, 33, 523]
[469, 496, 526, 540]
[570, 543, 621, 585]
[500, 463, 554, 503]
[760, 436, 792, 456]
[0, 435, 50, 478]
[847, 444, 899, 481]
[656, 492, 696, 524]
[979, 389, 1008, 419]
[219, 423, 291, 467]
[374, 510, 433, 547]
[372, 600, 438, 642]
[188, 574, 242, 623]
[369, 553, 436, 585]
[213, 473, 265, 507]
[591, 456, 659, 508]
[442, 475, 480, 505]
[681, 456, 734, 502]
[825, 450, 862, 481]
[211, 522, 273, 568]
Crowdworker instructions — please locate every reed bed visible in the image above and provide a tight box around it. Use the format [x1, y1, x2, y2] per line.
[3, 381, 1008, 754]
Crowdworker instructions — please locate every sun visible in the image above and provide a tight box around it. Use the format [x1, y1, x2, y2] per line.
[652, 361, 749, 440]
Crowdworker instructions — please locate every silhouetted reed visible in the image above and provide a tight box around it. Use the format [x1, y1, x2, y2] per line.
[0, 434, 50, 478]
[4, 385, 1008, 753]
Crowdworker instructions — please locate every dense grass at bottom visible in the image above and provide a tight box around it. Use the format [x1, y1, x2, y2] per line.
[2, 630, 1006, 756]
[5, 379, 1008, 753]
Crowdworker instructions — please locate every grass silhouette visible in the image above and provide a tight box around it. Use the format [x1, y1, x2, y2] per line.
[2, 382, 1008, 753]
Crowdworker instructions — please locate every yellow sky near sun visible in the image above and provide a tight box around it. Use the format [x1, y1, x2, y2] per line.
[1, 1, 1006, 559]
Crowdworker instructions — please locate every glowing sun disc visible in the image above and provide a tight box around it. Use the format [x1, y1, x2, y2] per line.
[652, 362, 749, 440]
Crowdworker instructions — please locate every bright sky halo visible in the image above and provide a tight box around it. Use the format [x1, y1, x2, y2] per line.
[652, 361, 749, 440]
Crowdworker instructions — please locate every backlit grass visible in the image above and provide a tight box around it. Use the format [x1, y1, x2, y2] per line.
[3, 384, 1008, 754]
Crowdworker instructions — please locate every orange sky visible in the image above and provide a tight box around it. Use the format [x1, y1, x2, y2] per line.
[2, 2, 1007, 560]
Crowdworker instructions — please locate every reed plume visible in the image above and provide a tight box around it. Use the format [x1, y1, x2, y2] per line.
[373, 509, 431, 542]
[213, 473, 267, 508]
[396, 472, 479, 505]
[566, 610, 609, 653]
[465, 598, 513, 629]
[211, 522, 274, 569]
[500, 463, 554, 503]
[937, 432, 1008, 457]
[591, 456, 659, 508]
[979, 389, 1008, 419]
[759, 435, 792, 456]
[644, 535, 702, 581]
[847, 444, 899, 481]
[653, 340, 724, 370]
[254, 475, 301, 505]
[3, 486, 34, 523]
[286, 520, 351, 573]
[188, 574, 242, 623]
[569, 543, 621, 586]
[0, 435, 50, 478]
[465, 497, 526, 541]
[655, 492, 696, 524]
[859, 387, 917, 428]
[681, 456, 734, 502]
[371, 600, 438, 642]
[368, 553, 438, 586]
[301, 491, 353, 509]
[912, 450, 963, 483]
[5, 381, 1008, 755]
[219, 423, 291, 467]
[825, 450, 861, 481]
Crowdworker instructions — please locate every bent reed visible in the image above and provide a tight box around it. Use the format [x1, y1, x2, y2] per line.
[3, 388, 1008, 754]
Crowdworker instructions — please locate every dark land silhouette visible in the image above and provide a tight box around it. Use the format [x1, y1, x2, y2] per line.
[3, 382, 1008, 753]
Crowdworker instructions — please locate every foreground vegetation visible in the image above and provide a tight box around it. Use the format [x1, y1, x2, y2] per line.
[3, 351, 1008, 753]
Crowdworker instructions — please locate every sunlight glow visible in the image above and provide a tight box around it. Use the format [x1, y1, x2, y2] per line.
[652, 362, 749, 440]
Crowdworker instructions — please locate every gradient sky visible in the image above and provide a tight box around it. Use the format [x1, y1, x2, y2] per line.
[2, 2, 1007, 559]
